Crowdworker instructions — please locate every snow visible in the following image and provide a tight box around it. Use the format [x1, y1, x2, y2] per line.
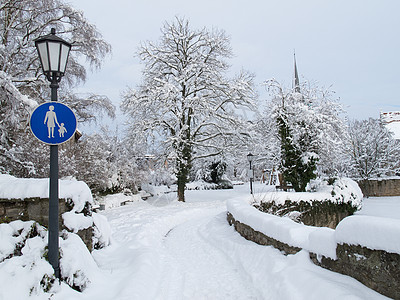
[97, 192, 141, 210]
[356, 196, 400, 219]
[62, 211, 93, 233]
[252, 178, 363, 209]
[381, 111, 400, 139]
[0, 220, 38, 262]
[59, 232, 99, 291]
[336, 215, 400, 254]
[0, 182, 394, 299]
[92, 213, 112, 249]
[227, 195, 337, 259]
[0, 174, 93, 212]
[334, 196, 400, 254]
[385, 121, 400, 139]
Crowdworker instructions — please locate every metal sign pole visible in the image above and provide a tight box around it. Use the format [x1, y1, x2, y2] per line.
[48, 80, 60, 279]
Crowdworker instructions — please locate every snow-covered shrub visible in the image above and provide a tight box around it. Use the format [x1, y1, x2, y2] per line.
[253, 177, 363, 228]
[92, 213, 112, 249]
[186, 179, 233, 190]
[59, 231, 100, 292]
[0, 220, 101, 297]
[186, 181, 219, 190]
[203, 161, 227, 184]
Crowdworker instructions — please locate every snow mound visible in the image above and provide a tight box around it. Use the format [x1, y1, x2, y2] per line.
[186, 180, 221, 190]
[0, 174, 93, 212]
[0, 221, 101, 298]
[0, 174, 111, 249]
[60, 231, 100, 291]
[98, 192, 142, 210]
[227, 197, 337, 259]
[336, 215, 400, 254]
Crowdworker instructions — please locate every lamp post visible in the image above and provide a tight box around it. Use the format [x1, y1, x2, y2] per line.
[35, 28, 71, 279]
[247, 153, 255, 194]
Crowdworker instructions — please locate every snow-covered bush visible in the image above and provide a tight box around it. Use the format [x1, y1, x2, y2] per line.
[186, 179, 233, 190]
[203, 161, 227, 184]
[59, 231, 100, 291]
[253, 177, 363, 228]
[0, 220, 101, 297]
[147, 168, 176, 187]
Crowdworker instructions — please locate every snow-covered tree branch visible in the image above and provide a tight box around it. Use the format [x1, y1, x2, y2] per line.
[121, 17, 257, 201]
[0, 0, 115, 179]
[347, 118, 400, 179]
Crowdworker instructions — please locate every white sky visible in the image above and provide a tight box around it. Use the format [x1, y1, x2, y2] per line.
[68, 0, 400, 123]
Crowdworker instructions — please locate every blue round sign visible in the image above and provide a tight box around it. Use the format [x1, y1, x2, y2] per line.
[30, 102, 77, 145]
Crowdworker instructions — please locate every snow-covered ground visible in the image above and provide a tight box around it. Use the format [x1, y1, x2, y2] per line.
[42, 182, 393, 300]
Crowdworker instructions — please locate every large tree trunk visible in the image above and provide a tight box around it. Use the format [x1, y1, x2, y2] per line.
[176, 141, 192, 202]
[177, 174, 186, 202]
[177, 162, 189, 202]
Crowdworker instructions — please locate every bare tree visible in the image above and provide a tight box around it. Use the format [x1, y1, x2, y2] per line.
[0, 0, 111, 89]
[0, 0, 114, 177]
[122, 17, 256, 201]
[347, 118, 400, 179]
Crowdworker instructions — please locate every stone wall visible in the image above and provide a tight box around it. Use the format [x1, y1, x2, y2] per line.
[0, 197, 70, 227]
[227, 213, 301, 255]
[0, 198, 93, 251]
[358, 178, 400, 197]
[310, 244, 400, 300]
[227, 212, 400, 300]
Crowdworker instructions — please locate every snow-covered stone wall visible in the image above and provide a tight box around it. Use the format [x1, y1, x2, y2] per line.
[227, 197, 400, 299]
[0, 175, 111, 251]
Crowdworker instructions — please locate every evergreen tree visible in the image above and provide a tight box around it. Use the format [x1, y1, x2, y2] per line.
[263, 79, 346, 191]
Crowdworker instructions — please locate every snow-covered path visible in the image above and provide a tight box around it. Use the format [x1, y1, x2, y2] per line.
[55, 184, 389, 300]
[98, 189, 260, 299]
[159, 216, 259, 299]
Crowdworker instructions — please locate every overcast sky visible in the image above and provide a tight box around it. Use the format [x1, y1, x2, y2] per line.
[68, 0, 400, 122]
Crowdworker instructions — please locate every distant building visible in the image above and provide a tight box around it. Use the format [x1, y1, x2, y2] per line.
[380, 111, 400, 139]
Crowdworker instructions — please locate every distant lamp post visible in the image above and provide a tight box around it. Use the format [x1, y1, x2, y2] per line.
[35, 28, 71, 279]
[247, 153, 255, 194]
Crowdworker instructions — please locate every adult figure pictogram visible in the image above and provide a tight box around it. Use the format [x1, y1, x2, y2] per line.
[44, 105, 60, 138]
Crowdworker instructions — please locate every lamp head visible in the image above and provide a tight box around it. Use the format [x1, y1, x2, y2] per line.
[35, 28, 71, 83]
[247, 153, 255, 163]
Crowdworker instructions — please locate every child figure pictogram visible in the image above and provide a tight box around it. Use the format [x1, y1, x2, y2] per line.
[58, 123, 67, 137]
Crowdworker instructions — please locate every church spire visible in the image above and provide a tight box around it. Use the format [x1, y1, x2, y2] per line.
[293, 51, 300, 93]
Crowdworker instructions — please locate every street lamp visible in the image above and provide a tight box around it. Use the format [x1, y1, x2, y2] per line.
[35, 28, 71, 279]
[247, 153, 255, 194]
